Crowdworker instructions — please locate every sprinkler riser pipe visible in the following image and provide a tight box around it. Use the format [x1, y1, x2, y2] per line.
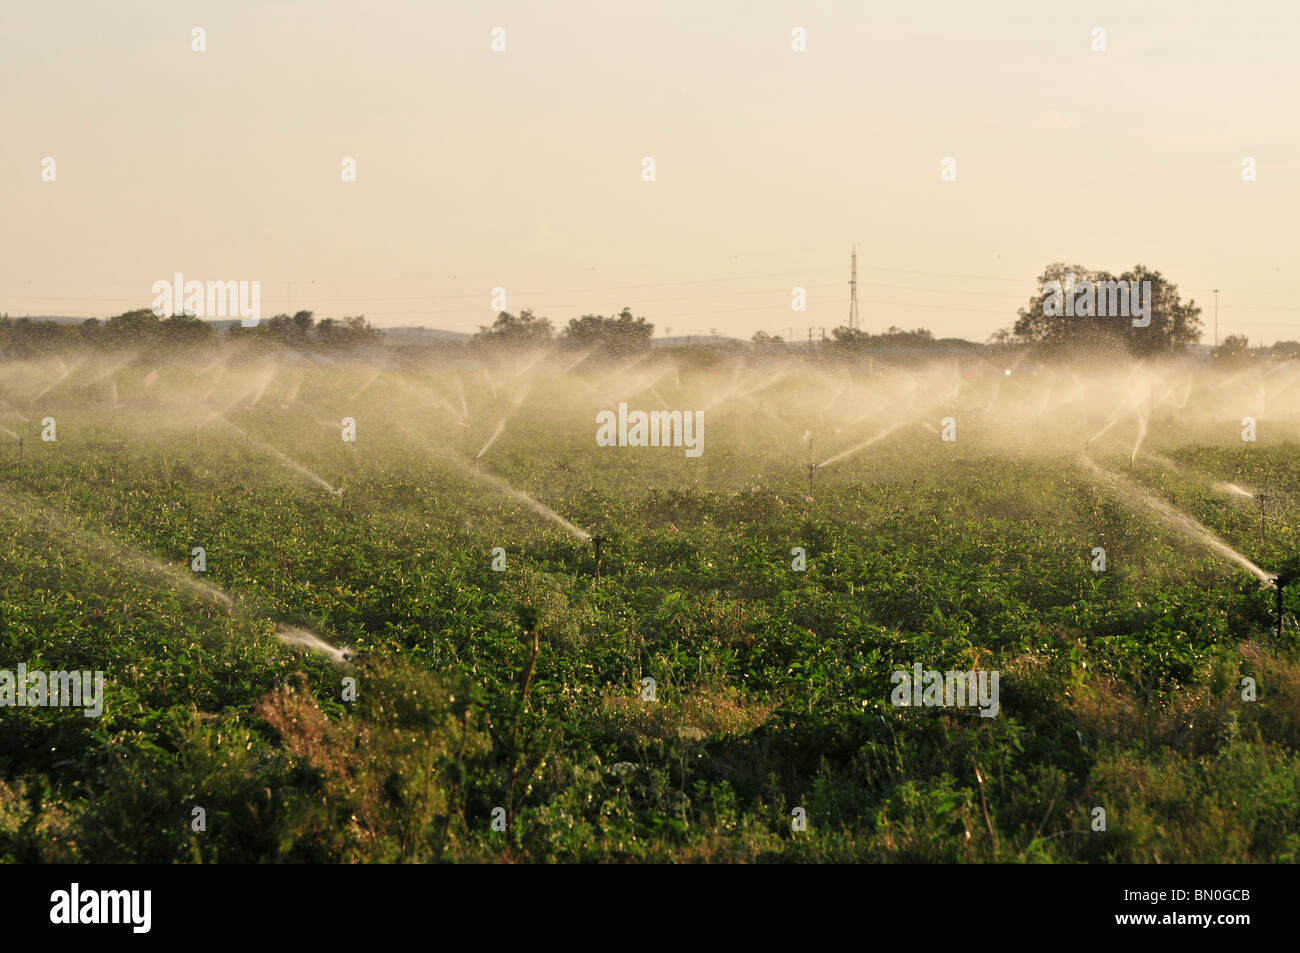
[1275, 572, 1292, 642]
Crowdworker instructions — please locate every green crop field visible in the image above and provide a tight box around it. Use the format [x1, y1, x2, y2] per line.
[0, 349, 1297, 863]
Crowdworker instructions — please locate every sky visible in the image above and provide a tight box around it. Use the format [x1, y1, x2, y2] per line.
[3, 0, 1298, 344]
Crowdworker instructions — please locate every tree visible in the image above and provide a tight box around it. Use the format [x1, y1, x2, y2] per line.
[751, 330, 787, 351]
[161, 313, 215, 344]
[291, 310, 315, 342]
[560, 307, 654, 354]
[104, 308, 164, 343]
[1213, 334, 1251, 361]
[0, 316, 79, 355]
[876, 326, 934, 348]
[474, 309, 554, 349]
[1009, 263, 1202, 356]
[827, 325, 939, 354]
[315, 315, 380, 349]
[829, 326, 869, 351]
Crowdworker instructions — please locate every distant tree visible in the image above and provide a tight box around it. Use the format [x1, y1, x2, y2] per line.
[474, 309, 554, 349]
[0, 316, 78, 355]
[255, 311, 317, 346]
[1271, 340, 1300, 358]
[260, 314, 291, 338]
[1213, 334, 1251, 361]
[231, 312, 376, 350]
[828, 325, 939, 354]
[829, 326, 869, 350]
[751, 330, 787, 351]
[104, 308, 164, 343]
[876, 326, 934, 347]
[560, 307, 654, 355]
[1009, 263, 1202, 356]
[315, 315, 380, 350]
[291, 310, 315, 341]
[159, 314, 214, 344]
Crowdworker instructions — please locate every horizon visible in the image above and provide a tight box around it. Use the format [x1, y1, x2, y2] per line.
[1, 311, 1291, 350]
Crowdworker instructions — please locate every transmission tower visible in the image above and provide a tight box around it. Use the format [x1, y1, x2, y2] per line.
[848, 245, 861, 331]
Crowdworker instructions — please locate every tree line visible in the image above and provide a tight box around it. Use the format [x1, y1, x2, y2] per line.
[0, 310, 380, 357]
[4, 265, 1290, 362]
[473, 307, 655, 355]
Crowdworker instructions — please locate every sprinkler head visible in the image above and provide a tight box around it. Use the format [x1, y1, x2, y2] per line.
[1275, 570, 1293, 590]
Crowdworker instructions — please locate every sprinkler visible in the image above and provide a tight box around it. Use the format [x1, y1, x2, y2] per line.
[589, 534, 605, 580]
[807, 463, 817, 498]
[1273, 570, 1292, 641]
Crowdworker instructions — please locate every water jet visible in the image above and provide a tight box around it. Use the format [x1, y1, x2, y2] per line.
[276, 626, 352, 665]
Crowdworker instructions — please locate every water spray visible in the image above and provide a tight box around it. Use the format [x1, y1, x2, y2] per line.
[1080, 455, 1275, 586]
[276, 625, 352, 665]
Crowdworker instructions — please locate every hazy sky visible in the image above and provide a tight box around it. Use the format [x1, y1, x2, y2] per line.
[4, 1, 1297, 343]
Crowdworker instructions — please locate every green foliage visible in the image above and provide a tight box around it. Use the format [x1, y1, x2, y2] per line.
[560, 308, 654, 356]
[0, 362, 1297, 863]
[1011, 263, 1202, 356]
[475, 310, 555, 351]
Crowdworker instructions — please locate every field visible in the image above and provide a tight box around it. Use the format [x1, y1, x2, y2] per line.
[1, 348, 1298, 863]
